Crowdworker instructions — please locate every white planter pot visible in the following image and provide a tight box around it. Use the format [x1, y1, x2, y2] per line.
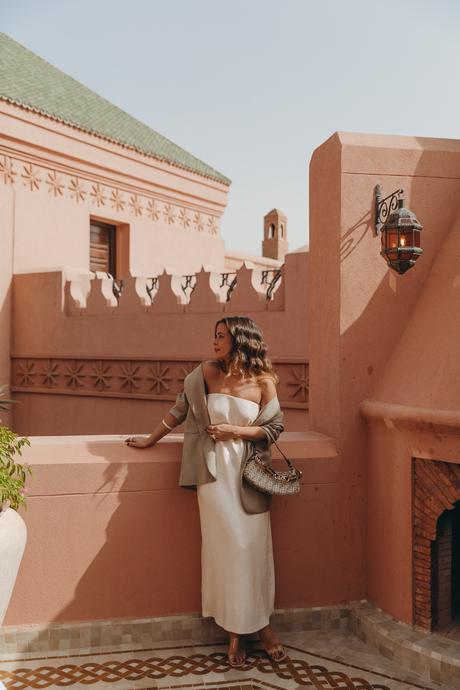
[0, 507, 27, 625]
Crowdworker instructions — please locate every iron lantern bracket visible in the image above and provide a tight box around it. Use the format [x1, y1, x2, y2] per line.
[374, 185, 404, 235]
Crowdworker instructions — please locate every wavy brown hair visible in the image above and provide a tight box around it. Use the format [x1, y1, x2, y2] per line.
[214, 316, 278, 382]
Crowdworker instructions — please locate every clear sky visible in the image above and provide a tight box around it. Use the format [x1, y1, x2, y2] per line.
[2, 0, 459, 255]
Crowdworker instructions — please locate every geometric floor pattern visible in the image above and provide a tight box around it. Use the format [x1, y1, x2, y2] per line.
[0, 633, 452, 690]
[0, 650, 391, 690]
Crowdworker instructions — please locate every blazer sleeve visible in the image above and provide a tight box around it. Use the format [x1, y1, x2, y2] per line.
[168, 390, 189, 425]
[259, 409, 284, 446]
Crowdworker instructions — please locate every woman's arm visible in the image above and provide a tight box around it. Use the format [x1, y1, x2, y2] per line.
[125, 412, 180, 448]
[231, 425, 267, 441]
[126, 387, 189, 448]
[207, 422, 270, 442]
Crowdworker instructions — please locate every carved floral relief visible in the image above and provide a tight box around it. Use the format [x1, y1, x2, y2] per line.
[11, 358, 308, 409]
[0, 152, 220, 235]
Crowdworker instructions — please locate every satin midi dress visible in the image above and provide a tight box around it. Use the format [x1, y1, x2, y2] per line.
[197, 393, 275, 634]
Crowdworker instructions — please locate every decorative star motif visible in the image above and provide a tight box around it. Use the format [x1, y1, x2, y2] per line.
[68, 177, 87, 203]
[90, 362, 112, 391]
[17, 360, 36, 386]
[177, 363, 195, 383]
[65, 362, 85, 388]
[41, 360, 60, 388]
[21, 163, 41, 191]
[110, 189, 125, 211]
[207, 215, 218, 235]
[287, 365, 309, 403]
[193, 212, 204, 232]
[163, 203, 176, 225]
[90, 183, 107, 207]
[118, 363, 141, 392]
[146, 198, 160, 221]
[147, 363, 172, 394]
[46, 171, 64, 197]
[0, 156, 16, 185]
[129, 194, 143, 217]
[178, 208, 191, 229]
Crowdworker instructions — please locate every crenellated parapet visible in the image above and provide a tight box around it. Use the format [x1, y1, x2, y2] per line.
[11, 250, 308, 434]
[64, 262, 285, 315]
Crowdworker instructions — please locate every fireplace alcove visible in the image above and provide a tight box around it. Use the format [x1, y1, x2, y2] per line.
[413, 457, 460, 633]
[431, 502, 460, 631]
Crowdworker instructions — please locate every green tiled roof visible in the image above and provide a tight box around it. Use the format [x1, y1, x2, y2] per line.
[0, 33, 230, 184]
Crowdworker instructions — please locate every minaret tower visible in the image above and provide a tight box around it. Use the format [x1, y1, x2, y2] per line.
[262, 209, 289, 260]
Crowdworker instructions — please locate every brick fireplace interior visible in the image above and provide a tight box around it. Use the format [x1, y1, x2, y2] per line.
[413, 458, 460, 635]
[431, 503, 460, 629]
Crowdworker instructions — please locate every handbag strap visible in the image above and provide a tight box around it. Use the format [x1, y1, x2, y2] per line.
[272, 440, 297, 472]
[250, 440, 298, 473]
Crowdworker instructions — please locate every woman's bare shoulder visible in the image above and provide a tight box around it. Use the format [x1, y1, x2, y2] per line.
[202, 360, 221, 381]
[258, 375, 277, 405]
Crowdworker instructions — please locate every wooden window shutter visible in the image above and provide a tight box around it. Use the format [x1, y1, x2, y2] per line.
[90, 222, 116, 276]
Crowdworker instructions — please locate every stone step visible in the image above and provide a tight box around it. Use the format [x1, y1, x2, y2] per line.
[350, 600, 460, 688]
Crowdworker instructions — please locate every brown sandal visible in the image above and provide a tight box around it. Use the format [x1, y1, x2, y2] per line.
[259, 627, 287, 663]
[263, 643, 287, 663]
[228, 635, 246, 668]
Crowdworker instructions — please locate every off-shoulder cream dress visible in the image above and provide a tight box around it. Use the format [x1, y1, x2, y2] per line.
[197, 393, 275, 634]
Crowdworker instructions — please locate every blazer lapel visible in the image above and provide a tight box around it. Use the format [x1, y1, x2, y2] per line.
[184, 363, 211, 428]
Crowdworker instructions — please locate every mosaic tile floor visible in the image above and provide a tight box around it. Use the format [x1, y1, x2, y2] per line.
[0, 629, 452, 690]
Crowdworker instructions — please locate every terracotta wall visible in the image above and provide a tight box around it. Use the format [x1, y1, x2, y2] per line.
[308, 132, 460, 608]
[0, 102, 229, 278]
[5, 431, 338, 625]
[0, 100, 230, 427]
[0, 184, 13, 425]
[11, 251, 309, 435]
[224, 249, 283, 271]
[362, 405, 460, 626]
[361, 172, 460, 624]
[7, 129, 460, 628]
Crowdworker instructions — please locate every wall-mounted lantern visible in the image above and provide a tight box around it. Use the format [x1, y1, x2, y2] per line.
[374, 185, 423, 275]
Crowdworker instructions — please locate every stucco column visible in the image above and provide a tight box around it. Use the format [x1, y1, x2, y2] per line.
[0, 187, 14, 427]
[308, 133, 342, 439]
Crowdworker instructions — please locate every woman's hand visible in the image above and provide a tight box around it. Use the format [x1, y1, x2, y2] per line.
[206, 424, 237, 441]
[125, 435, 153, 448]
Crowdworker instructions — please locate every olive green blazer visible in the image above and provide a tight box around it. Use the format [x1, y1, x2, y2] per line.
[168, 363, 284, 514]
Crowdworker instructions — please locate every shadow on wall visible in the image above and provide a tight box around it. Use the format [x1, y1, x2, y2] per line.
[49, 439, 203, 624]
[339, 207, 373, 263]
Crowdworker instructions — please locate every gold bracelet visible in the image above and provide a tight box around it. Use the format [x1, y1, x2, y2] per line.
[161, 419, 174, 431]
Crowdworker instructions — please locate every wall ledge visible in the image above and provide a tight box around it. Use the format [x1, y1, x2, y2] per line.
[21, 431, 338, 465]
[360, 399, 460, 435]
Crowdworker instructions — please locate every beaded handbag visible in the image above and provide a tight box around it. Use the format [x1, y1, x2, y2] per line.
[243, 441, 302, 496]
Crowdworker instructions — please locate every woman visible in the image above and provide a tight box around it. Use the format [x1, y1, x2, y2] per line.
[125, 316, 286, 667]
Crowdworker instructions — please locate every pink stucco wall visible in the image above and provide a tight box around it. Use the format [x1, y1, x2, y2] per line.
[309, 132, 460, 613]
[0, 99, 230, 426]
[5, 129, 460, 630]
[10, 251, 309, 435]
[5, 431, 338, 625]
[362, 403, 460, 625]
[361, 165, 460, 624]
[0, 102, 229, 278]
[0, 184, 13, 426]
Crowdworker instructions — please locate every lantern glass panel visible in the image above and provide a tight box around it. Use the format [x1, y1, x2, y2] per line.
[383, 229, 399, 260]
[399, 232, 408, 248]
[412, 230, 421, 248]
